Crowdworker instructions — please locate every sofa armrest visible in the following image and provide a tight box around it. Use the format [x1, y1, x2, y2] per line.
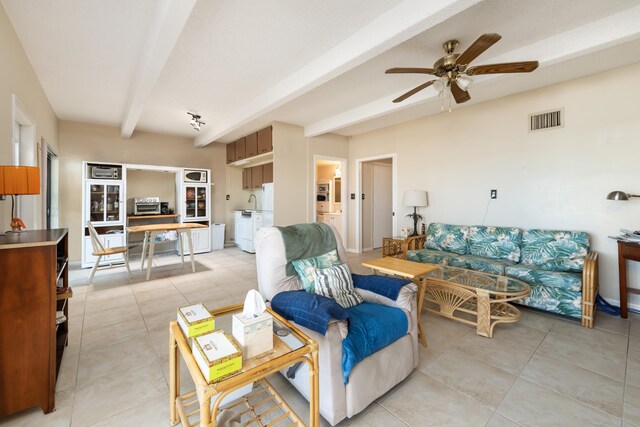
[402, 235, 425, 259]
[581, 251, 599, 328]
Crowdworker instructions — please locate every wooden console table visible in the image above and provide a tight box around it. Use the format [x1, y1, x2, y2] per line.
[618, 240, 640, 318]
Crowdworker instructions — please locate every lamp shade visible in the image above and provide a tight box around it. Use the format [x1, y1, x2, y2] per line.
[403, 190, 428, 207]
[0, 166, 40, 195]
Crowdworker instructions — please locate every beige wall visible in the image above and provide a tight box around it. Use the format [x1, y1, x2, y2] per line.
[59, 120, 226, 260]
[348, 62, 640, 304]
[273, 122, 307, 226]
[0, 4, 58, 226]
[126, 170, 177, 212]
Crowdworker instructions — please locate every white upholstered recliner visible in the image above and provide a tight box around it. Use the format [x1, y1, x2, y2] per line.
[255, 224, 419, 426]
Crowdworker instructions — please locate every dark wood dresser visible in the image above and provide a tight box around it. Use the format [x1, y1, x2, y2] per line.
[0, 229, 71, 416]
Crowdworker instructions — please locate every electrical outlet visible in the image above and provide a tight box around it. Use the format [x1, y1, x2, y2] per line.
[490, 189, 497, 199]
[350, 193, 355, 200]
[226, 194, 230, 201]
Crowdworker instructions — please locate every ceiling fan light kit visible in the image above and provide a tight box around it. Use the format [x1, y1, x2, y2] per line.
[386, 33, 539, 108]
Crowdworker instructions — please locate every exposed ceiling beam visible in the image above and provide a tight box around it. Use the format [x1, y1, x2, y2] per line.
[304, 4, 640, 137]
[120, 0, 196, 138]
[194, 0, 482, 146]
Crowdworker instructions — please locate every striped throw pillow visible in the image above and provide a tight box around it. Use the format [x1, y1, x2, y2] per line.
[312, 264, 363, 308]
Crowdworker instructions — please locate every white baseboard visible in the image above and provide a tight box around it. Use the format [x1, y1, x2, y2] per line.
[600, 296, 640, 313]
[346, 248, 358, 253]
[362, 246, 373, 252]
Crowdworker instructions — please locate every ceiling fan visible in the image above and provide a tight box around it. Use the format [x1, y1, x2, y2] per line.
[386, 33, 539, 105]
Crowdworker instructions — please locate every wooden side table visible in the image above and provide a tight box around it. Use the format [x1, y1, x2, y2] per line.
[382, 236, 406, 258]
[361, 257, 438, 347]
[618, 240, 640, 318]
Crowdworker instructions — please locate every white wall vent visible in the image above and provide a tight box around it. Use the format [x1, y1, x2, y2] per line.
[529, 108, 563, 132]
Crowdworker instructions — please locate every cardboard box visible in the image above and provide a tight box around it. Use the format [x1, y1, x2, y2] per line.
[193, 332, 243, 384]
[178, 303, 214, 339]
[232, 312, 273, 359]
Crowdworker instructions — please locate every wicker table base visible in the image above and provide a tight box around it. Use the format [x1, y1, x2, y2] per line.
[424, 267, 529, 338]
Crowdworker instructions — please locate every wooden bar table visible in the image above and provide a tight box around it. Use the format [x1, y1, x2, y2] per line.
[126, 222, 207, 280]
[361, 257, 438, 347]
[618, 240, 640, 318]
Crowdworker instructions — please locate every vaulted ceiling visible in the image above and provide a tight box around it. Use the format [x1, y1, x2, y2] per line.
[3, 0, 640, 147]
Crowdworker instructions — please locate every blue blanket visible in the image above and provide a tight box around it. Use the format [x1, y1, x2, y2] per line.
[352, 274, 410, 301]
[341, 302, 408, 384]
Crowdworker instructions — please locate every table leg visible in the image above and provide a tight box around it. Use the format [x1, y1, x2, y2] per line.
[146, 231, 157, 280]
[140, 231, 149, 271]
[169, 326, 178, 426]
[178, 231, 185, 266]
[187, 230, 195, 273]
[412, 276, 428, 347]
[476, 289, 491, 337]
[619, 246, 628, 318]
[310, 349, 319, 427]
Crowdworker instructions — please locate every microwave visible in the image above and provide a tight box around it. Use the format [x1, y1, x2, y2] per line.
[92, 166, 119, 179]
[184, 169, 207, 183]
[128, 197, 161, 216]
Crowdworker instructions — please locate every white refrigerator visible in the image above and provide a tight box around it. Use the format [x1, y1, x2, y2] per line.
[262, 183, 274, 226]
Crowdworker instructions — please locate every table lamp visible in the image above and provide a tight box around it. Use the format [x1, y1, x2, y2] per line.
[0, 166, 40, 232]
[403, 190, 428, 236]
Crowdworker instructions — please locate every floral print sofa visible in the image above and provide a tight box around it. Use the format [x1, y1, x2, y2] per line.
[403, 223, 599, 328]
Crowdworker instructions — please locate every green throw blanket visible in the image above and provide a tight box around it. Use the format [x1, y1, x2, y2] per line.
[276, 222, 337, 276]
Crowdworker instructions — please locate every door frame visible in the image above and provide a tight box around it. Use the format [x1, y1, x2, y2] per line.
[355, 153, 397, 253]
[312, 154, 347, 239]
[12, 94, 38, 226]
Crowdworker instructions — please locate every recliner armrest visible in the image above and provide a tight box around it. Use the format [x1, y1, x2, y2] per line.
[356, 283, 417, 312]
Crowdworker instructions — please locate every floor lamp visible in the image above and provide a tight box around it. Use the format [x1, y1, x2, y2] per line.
[0, 166, 40, 232]
[403, 190, 428, 236]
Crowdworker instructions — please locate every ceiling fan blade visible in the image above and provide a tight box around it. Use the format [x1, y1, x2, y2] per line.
[466, 61, 539, 75]
[386, 67, 436, 74]
[450, 81, 471, 104]
[392, 80, 435, 103]
[456, 33, 502, 66]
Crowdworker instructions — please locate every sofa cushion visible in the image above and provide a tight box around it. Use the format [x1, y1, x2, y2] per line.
[448, 255, 517, 275]
[407, 248, 453, 265]
[516, 285, 582, 319]
[292, 249, 341, 293]
[424, 223, 469, 255]
[467, 226, 522, 262]
[520, 229, 589, 272]
[505, 265, 582, 292]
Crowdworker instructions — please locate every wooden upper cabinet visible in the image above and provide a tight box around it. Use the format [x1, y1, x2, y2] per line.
[245, 132, 258, 158]
[226, 141, 235, 164]
[262, 162, 273, 183]
[235, 137, 246, 161]
[257, 126, 273, 155]
[242, 168, 251, 190]
[251, 165, 263, 189]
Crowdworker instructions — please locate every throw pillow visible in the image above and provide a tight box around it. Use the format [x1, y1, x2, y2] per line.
[292, 249, 341, 293]
[270, 290, 349, 335]
[312, 264, 363, 308]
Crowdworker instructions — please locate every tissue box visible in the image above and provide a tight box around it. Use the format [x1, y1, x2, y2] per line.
[178, 303, 215, 339]
[232, 312, 273, 359]
[193, 331, 243, 384]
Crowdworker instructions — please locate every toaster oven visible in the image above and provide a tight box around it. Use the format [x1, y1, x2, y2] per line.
[128, 197, 161, 215]
[92, 166, 119, 179]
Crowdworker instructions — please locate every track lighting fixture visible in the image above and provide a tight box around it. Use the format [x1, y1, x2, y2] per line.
[187, 112, 205, 131]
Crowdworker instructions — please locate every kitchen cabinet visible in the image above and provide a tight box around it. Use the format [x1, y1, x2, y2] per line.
[242, 168, 252, 190]
[85, 180, 124, 225]
[322, 213, 343, 242]
[234, 211, 254, 253]
[263, 162, 273, 183]
[251, 165, 263, 189]
[83, 233, 125, 266]
[235, 137, 246, 161]
[182, 183, 209, 221]
[178, 226, 211, 255]
[245, 132, 258, 158]
[226, 142, 235, 164]
[257, 126, 273, 154]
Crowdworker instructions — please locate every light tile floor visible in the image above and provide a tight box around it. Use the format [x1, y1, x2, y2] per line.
[2, 247, 639, 426]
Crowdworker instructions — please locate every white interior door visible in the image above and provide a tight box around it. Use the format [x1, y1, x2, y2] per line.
[372, 163, 392, 249]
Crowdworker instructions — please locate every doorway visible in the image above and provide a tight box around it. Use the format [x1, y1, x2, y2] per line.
[355, 154, 396, 253]
[42, 140, 59, 229]
[313, 156, 346, 245]
[12, 94, 38, 228]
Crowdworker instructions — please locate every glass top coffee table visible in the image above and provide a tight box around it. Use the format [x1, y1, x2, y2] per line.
[169, 304, 319, 426]
[424, 265, 530, 338]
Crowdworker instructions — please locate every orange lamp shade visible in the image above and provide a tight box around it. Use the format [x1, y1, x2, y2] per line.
[0, 166, 40, 195]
